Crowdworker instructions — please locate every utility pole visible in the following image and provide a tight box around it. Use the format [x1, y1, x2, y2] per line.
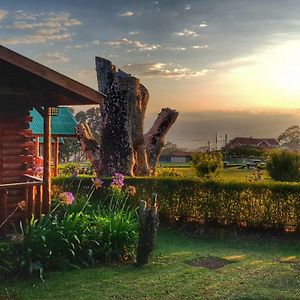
[208, 140, 211, 152]
[215, 133, 218, 150]
[225, 134, 228, 146]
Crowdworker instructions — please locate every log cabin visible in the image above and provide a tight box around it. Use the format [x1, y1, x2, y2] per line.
[30, 107, 78, 176]
[0, 45, 104, 236]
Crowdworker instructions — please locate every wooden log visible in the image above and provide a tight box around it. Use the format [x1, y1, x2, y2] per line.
[0, 190, 8, 236]
[2, 155, 34, 164]
[2, 149, 24, 156]
[53, 136, 59, 177]
[0, 177, 20, 184]
[1, 129, 33, 137]
[1, 170, 24, 178]
[144, 108, 179, 174]
[2, 163, 25, 170]
[136, 194, 160, 266]
[35, 185, 42, 219]
[2, 141, 34, 149]
[27, 186, 34, 220]
[42, 107, 51, 215]
[1, 136, 26, 143]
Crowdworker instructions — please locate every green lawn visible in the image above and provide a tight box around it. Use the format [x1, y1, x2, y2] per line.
[157, 165, 272, 182]
[1, 228, 300, 300]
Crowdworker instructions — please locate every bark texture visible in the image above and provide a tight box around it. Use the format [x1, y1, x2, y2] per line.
[144, 108, 179, 174]
[92, 57, 178, 176]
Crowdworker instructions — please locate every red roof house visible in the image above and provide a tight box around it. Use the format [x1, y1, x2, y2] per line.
[225, 137, 278, 150]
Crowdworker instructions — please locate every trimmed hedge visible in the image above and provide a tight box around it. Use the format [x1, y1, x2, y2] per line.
[53, 176, 300, 230]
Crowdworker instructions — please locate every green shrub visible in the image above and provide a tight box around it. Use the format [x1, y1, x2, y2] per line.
[0, 186, 138, 280]
[60, 163, 78, 176]
[53, 176, 300, 231]
[191, 152, 222, 178]
[267, 150, 300, 182]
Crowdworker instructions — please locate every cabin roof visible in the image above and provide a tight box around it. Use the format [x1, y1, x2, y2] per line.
[0, 45, 104, 106]
[30, 107, 77, 137]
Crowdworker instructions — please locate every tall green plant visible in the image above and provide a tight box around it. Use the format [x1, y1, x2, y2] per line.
[267, 150, 300, 182]
[191, 152, 223, 178]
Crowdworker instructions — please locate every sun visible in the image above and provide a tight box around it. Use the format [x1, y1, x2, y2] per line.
[264, 41, 300, 93]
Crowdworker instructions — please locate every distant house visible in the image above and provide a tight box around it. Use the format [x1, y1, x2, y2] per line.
[170, 151, 193, 163]
[225, 137, 279, 150]
[279, 142, 300, 151]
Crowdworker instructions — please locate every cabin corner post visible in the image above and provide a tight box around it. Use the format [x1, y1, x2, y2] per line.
[54, 136, 59, 177]
[42, 106, 51, 215]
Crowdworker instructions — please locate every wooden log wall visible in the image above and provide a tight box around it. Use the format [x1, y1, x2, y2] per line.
[0, 106, 35, 225]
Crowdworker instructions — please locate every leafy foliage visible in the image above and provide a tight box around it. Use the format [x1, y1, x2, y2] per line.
[226, 145, 265, 157]
[75, 108, 101, 141]
[0, 186, 138, 280]
[53, 176, 300, 231]
[278, 125, 300, 145]
[267, 150, 300, 182]
[191, 152, 223, 178]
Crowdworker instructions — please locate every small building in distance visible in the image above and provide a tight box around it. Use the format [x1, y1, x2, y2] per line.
[279, 142, 300, 151]
[225, 137, 279, 150]
[159, 150, 193, 163]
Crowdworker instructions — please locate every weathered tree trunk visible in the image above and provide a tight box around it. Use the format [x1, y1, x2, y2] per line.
[76, 123, 102, 178]
[94, 57, 178, 177]
[144, 108, 179, 174]
[136, 194, 160, 266]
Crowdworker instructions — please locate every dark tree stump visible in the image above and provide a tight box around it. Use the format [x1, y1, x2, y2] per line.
[87, 57, 179, 177]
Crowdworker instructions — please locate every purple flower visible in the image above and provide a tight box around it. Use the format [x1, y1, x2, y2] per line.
[60, 192, 75, 205]
[92, 178, 104, 189]
[111, 172, 125, 188]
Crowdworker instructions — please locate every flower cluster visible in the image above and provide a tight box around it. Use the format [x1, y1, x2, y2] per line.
[33, 166, 43, 178]
[59, 192, 75, 205]
[124, 185, 137, 196]
[17, 201, 27, 211]
[111, 173, 125, 189]
[92, 178, 104, 189]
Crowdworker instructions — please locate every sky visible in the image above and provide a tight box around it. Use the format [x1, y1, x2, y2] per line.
[1, 0, 300, 149]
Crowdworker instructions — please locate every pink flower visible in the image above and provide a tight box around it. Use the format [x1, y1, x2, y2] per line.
[92, 178, 104, 189]
[111, 173, 125, 188]
[59, 192, 75, 205]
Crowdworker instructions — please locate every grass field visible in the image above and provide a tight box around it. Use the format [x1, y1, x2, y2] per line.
[1, 228, 300, 300]
[157, 165, 272, 182]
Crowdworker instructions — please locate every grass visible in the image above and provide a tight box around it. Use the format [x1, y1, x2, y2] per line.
[157, 165, 272, 182]
[1, 228, 300, 300]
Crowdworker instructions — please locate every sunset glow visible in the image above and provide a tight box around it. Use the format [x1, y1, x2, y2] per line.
[1, 0, 300, 147]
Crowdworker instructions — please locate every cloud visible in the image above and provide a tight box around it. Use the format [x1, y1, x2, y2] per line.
[0, 10, 8, 20]
[71, 69, 98, 89]
[92, 38, 159, 51]
[128, 31, 140, 35]
[118, 11, 134, 17]
[145, 110, 300, 150]
[37, 52, 70, 64]
[12, 10, 44, 21]
[66, 44, 83, 49]
[164, 46, 186, 51]
[174, 29, 199, 37]
[0, 11, 81, 45]
[192, 45, 209, 49]
[121, 62, 214, 78]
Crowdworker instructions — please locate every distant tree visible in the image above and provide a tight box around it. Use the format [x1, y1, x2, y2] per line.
[278, 125, 300, 145]
[75, 107, 101, 141]
[267, 150, 300, 182]
[191, 151, 223, 179]
[60, 138, 79, 162]
[160, 142, 179, 156]
[226, 145, 265, 157]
